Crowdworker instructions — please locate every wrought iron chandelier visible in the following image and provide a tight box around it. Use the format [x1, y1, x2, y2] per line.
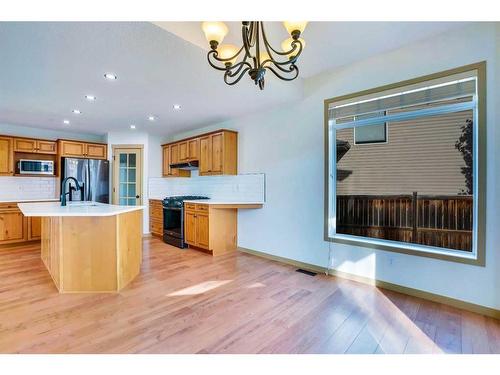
[201, 21, 308, 90]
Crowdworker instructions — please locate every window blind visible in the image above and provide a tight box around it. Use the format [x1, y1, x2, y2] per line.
[329, 76, 477, 121]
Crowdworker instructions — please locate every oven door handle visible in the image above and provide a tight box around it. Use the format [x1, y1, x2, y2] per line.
[163, 207, 182, 211]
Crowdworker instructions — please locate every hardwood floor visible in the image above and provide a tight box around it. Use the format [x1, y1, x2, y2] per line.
[0, 237, 499, 354]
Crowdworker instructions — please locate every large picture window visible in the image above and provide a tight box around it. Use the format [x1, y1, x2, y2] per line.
[325, 63, 486, 265]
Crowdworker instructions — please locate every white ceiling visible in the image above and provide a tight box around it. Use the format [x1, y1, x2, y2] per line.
[0, 21, 466, 137]
[154, 22, 467, 78]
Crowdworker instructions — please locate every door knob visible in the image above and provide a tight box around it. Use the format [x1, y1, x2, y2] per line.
[136, 195, 140, 198]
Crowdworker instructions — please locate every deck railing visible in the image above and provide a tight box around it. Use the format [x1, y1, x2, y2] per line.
[336, 193, 473, 251]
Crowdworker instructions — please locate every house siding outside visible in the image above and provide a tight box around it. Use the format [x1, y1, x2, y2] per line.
[336, 109, 472, 196]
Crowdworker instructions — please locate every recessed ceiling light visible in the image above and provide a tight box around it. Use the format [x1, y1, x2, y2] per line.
[85, 95, 96, 101]
[104, 73, 117, 80]
[130, 124, 136, 129]
[63, 120, 70, 125]
[72, 109, 81, 114]
[148, 116, 156, 121]
[173, 104, 181, 110]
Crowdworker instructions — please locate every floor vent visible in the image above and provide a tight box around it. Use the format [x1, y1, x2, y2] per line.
[296, 269, 317, 276]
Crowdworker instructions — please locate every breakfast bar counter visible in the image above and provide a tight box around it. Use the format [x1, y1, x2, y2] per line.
[18, 202, 144, 293]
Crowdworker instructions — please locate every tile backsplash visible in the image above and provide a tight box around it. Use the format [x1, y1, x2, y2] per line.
[149, 173, 265, 202]
[0, 177, 57, 201]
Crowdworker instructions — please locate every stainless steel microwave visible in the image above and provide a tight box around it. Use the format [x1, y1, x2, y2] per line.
[18, 159, 55, 175]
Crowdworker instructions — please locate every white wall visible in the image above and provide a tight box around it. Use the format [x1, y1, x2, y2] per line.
[106, 131, 151, 233]
[169, 23, 500, 310]
[0, 123, 105, 143]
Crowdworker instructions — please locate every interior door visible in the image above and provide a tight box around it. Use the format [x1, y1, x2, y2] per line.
[113, 147, 143, 206]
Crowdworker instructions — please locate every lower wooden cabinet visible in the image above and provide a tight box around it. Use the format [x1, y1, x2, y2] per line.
[184, 203, 237, 256]
[0, 208, 25, 244]
[0, 202, 45, 246]
[29, 216, 42, 240]
[149, 199, 163, 237]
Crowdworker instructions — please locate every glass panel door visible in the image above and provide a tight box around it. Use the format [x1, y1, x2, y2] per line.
[112, 148, 142, 206]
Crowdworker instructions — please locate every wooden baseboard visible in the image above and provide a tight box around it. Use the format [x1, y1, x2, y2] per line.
[0, 239, 40, 250]
[238, 246, 500, 320]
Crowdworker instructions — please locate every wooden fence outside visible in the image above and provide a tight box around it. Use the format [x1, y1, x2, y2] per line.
[336, 193, 473, 252]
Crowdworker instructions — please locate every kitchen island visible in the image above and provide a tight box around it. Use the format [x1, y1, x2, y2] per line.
[18, 201, 143, 293]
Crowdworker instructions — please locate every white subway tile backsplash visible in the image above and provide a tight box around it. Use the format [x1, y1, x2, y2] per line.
[149, 173, 265, 202]
[0, 177, 57, 201]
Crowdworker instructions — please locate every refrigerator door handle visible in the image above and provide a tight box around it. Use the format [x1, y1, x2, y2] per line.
[87, 161, 92, 201]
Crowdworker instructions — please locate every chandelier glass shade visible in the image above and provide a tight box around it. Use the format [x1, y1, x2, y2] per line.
[201, 21, 308, 90]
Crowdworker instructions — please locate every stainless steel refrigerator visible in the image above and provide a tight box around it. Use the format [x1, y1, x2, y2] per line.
[61, 157, 110, 203]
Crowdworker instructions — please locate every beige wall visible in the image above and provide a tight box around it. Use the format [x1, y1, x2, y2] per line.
[336, 109, 471, 195]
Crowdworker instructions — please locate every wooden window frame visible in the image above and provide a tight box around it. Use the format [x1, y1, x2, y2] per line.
[324, 61, 487, 266]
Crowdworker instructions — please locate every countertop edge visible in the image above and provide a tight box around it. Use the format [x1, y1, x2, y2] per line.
[17, 202, 144, 217]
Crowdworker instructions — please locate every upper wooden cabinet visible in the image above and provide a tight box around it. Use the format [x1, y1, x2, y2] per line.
[86, 143, 107, 159]
[58, 140, 107, 159]
[0, 136, 14, 176]
[14, 138, 57, 155]
[161, 144, 190, 178]
[37, 140, 57, 154]
[162, 130, 237, 178]
[179, 138, 199, 162]
[199, 131, 237, 176]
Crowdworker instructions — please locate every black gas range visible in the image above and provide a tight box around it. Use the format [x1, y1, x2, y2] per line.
[162, 195, 209, 248]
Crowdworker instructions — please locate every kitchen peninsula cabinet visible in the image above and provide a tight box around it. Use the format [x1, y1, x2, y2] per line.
[183, 201, 262, 256]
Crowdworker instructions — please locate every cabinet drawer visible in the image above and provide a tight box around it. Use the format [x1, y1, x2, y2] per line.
[196, 204, 209, 212]
[150, 206, 163, 220]
[149, 199, 163, 207]
[0, 203, 20, 210]
[150, 219, 163, 235]
[185, 203, 196, 211]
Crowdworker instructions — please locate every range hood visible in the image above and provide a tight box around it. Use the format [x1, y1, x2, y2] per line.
[169, 160, 199, 170]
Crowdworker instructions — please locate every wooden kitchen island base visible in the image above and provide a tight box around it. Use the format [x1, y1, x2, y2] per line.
[41, 210, 142, 293]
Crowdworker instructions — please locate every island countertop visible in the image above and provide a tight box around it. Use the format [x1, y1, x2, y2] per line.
[18, 201, 144, 217]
